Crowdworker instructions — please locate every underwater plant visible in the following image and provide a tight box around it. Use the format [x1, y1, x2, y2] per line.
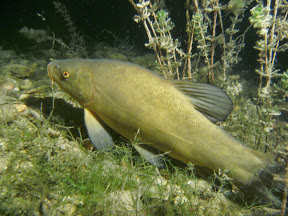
[19, 1, 87, 58]
[129, 0, 253, 83]
[9, 0, 287, 214]
[128, 0, 288, 213]
[250, 1, 288, 106]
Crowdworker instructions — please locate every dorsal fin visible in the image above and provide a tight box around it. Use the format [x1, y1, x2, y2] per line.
[172, 81, 233, 122]
[84, 108, 115, 150]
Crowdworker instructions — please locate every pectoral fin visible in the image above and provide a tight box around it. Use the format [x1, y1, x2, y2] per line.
[84, 108, 114, 150]
[172, 81, 233, 122]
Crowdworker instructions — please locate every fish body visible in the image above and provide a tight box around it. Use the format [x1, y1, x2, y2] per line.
[47, 59, 278, 200]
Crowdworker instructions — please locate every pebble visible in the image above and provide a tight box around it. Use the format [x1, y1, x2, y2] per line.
[1, 83, 15, 91]
[40, 199, 53, 216]
[46, 128, 61, 137]
[58, 203, 78, 215]
[109, 190, 143, 214]
[14, 104, 27, 112]
[19, 79, 33, 90]
[0, 78, 17, 91]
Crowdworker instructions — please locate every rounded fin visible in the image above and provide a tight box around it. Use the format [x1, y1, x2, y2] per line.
[84, 108, 115, 150]
[132, 143, 166, 168]
[172, 81, 233, 122]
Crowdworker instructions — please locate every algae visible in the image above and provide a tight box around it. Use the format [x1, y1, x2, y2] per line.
[0, 0, 287, 215]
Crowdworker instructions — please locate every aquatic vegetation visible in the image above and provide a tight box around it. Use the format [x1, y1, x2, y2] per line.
[19, 26, 71, 53]
[129, 0, 184, 79]
[250, 2, 288, 104]
[129, 0, 253, 83]
[128, 0, 287, 213]
[1, 0, 287, 215]
[128, 0, 288, 107]
[274, 71, 288, 101]
[52, 1, 87, 58]
[0, 106, 244, 215]
[19, 1, 87, 58]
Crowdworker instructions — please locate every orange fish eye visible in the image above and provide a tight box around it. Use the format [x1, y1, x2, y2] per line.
[62, 71, 70, 78]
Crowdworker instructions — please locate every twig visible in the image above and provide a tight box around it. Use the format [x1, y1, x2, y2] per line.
[281, 147, 288, 216]
[210, 0, 219, 85]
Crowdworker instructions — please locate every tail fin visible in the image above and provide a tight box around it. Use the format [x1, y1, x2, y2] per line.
[239, 161, 285, 208]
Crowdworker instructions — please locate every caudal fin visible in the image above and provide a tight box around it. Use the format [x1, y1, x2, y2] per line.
[239, 161, 285, 208]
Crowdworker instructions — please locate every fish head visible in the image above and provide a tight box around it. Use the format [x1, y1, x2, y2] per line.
[47, 59, 95, 108]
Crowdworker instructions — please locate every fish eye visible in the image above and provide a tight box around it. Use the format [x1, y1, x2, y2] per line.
[62, 71, 70, 78]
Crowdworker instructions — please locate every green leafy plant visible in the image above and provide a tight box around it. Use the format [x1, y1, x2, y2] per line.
[274, 71, 288, 101]
[249, 1, 288, 106]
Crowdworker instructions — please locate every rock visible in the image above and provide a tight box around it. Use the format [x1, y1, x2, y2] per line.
[0, 103, 25, 123]
[46, 128, 61, 138]
[109, 190, 144, 215]
[0, 78, 18, 91]
[102, 159, 122, 176]
[187, 179, 212, 194]
[5, 64, 35, 78]
[18, 93, 30, 101]
[14, 104, 27, 112]
[40, 199, 53, 216]
[248, 206, 281, 216]
[0, 89, 18, 104]
[1, 83, 15, 91]
[57, 203, 78, 215]
[19, 79, 33, 90]
[148, 177, 240, 215]
[1, 82, 16, 91]
[0, 138, 9, 152]
[37, 195, 83, 216]
[0, 151, 15, 174]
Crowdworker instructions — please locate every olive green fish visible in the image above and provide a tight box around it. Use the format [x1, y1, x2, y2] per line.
[47, 59, 281, 205]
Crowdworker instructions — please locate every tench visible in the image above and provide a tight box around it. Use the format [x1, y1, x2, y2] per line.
[47, 59, 282, 205]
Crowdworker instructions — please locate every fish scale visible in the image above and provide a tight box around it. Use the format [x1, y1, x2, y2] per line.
[47, 58, 283, 206]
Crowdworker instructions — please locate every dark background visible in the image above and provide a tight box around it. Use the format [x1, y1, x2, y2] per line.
[0, 0, 146, 52]
[0, 0, 287, 73]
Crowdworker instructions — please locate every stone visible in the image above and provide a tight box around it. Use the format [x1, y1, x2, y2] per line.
[19, 79, 33, 90]
[5, 64, 35, 78]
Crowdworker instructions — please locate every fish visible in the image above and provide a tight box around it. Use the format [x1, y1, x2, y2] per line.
[47, 58, 283, 206]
